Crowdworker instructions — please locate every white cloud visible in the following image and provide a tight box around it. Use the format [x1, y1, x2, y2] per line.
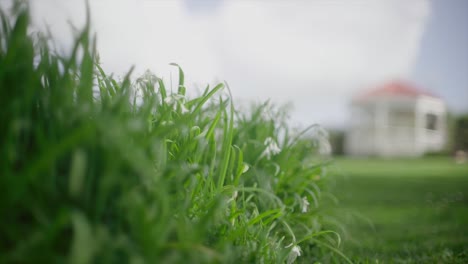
[28, 0, 431, 127]
[211, 1, 430, 92]
[30, 0, 218, 86]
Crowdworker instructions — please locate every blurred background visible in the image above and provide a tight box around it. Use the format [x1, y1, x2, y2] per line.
[20, 0, 468, 261]
[27, 0, 467, 129]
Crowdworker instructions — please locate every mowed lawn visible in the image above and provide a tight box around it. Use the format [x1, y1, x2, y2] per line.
[330, 157, 468, 263]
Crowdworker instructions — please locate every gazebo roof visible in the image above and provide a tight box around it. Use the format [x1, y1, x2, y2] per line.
[355, 81, 439, 101]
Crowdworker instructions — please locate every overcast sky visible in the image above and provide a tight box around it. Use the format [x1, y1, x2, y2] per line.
[20, 0, 468, 128]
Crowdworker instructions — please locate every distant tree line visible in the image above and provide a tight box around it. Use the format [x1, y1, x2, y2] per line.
[328, 130, 345, 156]
[452, 114, 468, 152]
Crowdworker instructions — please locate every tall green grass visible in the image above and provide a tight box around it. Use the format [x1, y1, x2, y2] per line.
[0, 3, 347, 263]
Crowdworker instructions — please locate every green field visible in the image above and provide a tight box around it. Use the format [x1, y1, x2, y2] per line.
[331, 158, 468, 263]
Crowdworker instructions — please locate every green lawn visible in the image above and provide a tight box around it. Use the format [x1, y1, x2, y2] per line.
[331, 157, 468, 263]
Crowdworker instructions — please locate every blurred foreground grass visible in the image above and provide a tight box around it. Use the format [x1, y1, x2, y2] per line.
[0, 3, 343, 263]
[332, 158, 468, 263]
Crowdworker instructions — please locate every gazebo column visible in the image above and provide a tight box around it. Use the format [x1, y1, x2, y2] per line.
[374, 100, 388, 156]
[414, 103, 425, 156]
[439, 112, 447, 147]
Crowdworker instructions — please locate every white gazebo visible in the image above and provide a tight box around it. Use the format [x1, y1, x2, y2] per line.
[345, 81, 447, 157]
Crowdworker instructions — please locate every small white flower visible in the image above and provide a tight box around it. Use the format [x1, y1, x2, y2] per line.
[164, 94, 189, 113]
[227, 191, 238, 204]
[242, 163, 250, 174]
[164, 96, 174, 105]
[180, 104, 189, 114]
[261, 137, 281, 159]
[292, 246, 301, 256]
[287, 245, 302, 264]
[301, 196, 310, 213]
[172, 93, 185, 101]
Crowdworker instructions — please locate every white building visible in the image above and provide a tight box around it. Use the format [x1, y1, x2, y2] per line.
[346, 81, 447, 157]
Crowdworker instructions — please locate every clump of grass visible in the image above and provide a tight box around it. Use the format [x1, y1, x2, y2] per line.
[0, 3, 348, 263]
